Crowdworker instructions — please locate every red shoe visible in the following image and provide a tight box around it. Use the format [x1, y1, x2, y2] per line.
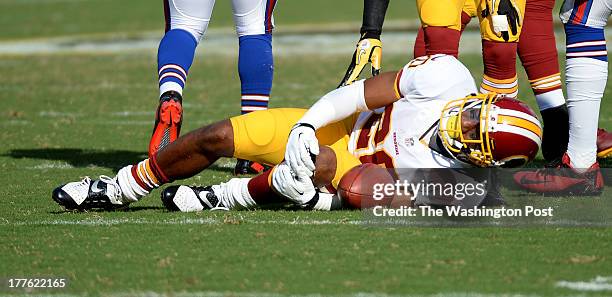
[597, 128, 612, 158]
[149, 91, 183, 157]
[513, 153, 604, 196]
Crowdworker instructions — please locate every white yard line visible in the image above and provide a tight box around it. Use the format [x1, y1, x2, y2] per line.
[109, 111, 153, 117]
[556, 276, 612, 291]
[5, 29, 612, 57]
[1, 217, 362, 227]
[2, 217, 610, 227]
[26, 163, 75, 170]
[0, 31, 482, 56]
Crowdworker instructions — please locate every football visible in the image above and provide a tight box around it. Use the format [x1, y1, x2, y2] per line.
[337, 163, 396, 209]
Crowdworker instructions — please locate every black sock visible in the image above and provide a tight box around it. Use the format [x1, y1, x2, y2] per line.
[540, 104, 569, 163]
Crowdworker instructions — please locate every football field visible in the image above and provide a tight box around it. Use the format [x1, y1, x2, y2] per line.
[2, 0, 612, 296]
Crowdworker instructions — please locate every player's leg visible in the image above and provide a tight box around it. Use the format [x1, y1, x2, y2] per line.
[416, 0, 466, 57]
[149, 0, 216, 157]
[52, 118, 235, 210]
[517, 0, 568, 163]
[513, 0, 608, 195]
[160, 108, 316, 211]
[477, 0, 525, 99]
[53, 108, 296, 210]
[565, 25, 607, 168]
[414, 10, 472, 58]
[232, 0, 278, 174]
[162, 109, 360, 212]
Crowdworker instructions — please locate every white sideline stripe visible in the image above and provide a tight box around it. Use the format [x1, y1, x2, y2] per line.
[1, 120, 32, 126]
[0, 32, 481, 56]
[95, 120, 152, 125]
[1, 218, 362, 226]
[26, 163, 74, 169]
[0, 292, 543, 297]
[38, 111, 82, 117]
[3, 218, 611, 227]
[110, 111, 153, 117]
[556, 276, 612, 291]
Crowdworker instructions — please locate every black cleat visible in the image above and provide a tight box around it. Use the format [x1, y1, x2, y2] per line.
[233, 159, 269, 176]
[52, 176, 127, 210]
[162, 185, 228, 212]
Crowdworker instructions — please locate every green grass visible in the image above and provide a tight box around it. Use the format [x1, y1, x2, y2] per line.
[1, 50, 612, 296]
[1, 1, 611, 293]
[0, 0, 418, 40]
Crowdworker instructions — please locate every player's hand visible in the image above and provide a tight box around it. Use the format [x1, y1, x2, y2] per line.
[338, 38, 382, 87]
[489, 0, 522, 41]
[285, 123, 319, 176]
[271, 162, 317, 204]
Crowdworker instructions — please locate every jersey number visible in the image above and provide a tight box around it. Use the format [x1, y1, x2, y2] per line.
[355, 105, 394, 168]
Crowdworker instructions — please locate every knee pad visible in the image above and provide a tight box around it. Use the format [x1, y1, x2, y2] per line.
[233, 0, 275, 36]
[418, 0, 465, 29]
[165, 0, 214, 42]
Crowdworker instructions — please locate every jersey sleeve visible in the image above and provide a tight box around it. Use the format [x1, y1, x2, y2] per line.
[395, 55, 478, 101]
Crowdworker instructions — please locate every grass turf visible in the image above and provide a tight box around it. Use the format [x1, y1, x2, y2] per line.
[1, 50, 612, 296]
[0, 0, 419, 40]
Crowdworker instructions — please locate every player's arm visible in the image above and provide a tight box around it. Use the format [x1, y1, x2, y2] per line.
[338, 0, 390, 87]
[286, 71, 400, 174]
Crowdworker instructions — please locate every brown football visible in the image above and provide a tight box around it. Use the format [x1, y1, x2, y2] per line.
[337, 163, 395, 209]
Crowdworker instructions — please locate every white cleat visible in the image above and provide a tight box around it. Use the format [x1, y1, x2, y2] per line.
[161, 185, 229, 212]
[52, 176, 126, 210]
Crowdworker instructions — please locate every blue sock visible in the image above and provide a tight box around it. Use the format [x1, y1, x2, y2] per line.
[238, 33, 273, 114]
[157, 29, 198, 97]
[565, 23, 607, 62]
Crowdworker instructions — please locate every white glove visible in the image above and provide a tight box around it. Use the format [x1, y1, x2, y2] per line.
[285, 123, 319, 176]
[271, 162, 317, 205]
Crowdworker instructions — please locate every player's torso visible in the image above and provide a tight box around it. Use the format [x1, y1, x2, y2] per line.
[347, 54, 478, 169]
[348, 100, 465, 169]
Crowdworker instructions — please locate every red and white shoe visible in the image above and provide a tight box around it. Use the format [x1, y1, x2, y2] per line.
[513, 153, 604, 196]
[597, 128, 612, 158]
[149, 91, 183, 157]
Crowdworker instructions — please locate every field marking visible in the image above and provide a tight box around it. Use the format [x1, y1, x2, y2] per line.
[0, 292, 544, 297]
[38, 111, 83, 118]
[109, 111, 153, 117]
[94, 120, 152, 126]
[0, 31, 479, 56]
[26, 162, 74, 170]
[6, 28, 612, 57]
[556, 276, 612, 291]
[2, 217, 611, 227]
[0, 120, 32, 126]
[1, 217, 362, 227]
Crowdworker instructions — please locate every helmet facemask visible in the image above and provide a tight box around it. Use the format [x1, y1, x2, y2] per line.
[438, 93, 497, 167]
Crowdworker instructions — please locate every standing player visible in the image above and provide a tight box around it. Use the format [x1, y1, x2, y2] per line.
[514, 0, 612, 195]
[151, 0, 277, 175]
[52, 55, 543, 211]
